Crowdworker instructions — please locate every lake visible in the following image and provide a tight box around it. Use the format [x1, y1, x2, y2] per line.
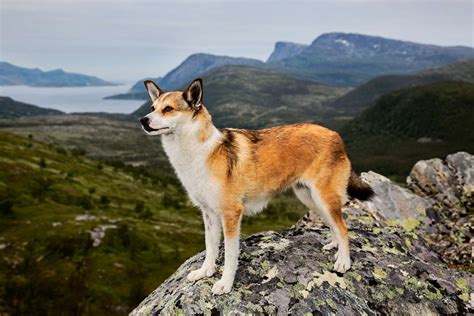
[0, 85, 145, 114]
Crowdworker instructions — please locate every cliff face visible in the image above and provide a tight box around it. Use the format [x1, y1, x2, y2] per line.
[132, 152, 473, 315]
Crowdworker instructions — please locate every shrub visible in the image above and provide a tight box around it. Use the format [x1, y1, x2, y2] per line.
[39, 158, 47, 168]
[134, 200, 145, 214]
[0, 199, 14, 217]
[99, 195, 110, 206]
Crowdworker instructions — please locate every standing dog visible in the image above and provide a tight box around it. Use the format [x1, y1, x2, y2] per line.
[140, 78, 373, 295]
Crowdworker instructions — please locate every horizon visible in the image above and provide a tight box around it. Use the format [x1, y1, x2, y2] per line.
[1, 0, 473, 82]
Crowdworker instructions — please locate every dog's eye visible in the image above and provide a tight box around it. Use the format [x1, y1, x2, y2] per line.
[151, 105, 155, 111]
[163, 106, 173, 113]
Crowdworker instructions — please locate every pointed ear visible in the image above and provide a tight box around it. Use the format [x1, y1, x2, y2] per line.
[144, 80, 162, 102]
[183, 78, 203, 109]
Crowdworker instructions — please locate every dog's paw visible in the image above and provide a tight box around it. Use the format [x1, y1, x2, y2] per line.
[187, 264, 215, 282]
[333, 251, 351, 273]
[322, 240, 338, 250]
[211, 279, 232, 295]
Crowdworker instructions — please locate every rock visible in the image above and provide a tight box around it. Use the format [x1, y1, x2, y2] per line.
[132, 222, 472, 315]
[407, 152, 473, 268]
[132, 152, 474, 315]
[407, 152, 473, 211]
[358, 171, 433, 222]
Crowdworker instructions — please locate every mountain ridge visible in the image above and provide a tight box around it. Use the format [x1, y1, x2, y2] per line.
[269, 32, 474, 85]
[0, 61, 115, 87]
[0, 96, 64, 118]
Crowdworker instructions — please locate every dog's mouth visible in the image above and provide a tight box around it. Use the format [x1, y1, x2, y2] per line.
[143, 125, 169, 133]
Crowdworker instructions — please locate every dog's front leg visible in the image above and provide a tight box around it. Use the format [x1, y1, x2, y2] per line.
[212, 205, 242, 295]
[187, 211, 221, 281]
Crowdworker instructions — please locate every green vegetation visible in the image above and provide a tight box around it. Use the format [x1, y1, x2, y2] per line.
[0, 131, 306, 314]
[342, 81, 474, 182]
[330, 59, 474, 115]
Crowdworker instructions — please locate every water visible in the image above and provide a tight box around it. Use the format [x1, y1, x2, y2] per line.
[0, 85, 145, 114]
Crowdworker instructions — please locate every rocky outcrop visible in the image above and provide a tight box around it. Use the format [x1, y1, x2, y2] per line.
[132, 152, 473, 315]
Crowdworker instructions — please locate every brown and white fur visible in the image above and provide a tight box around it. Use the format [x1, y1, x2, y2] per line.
[140, 78, 373, 295]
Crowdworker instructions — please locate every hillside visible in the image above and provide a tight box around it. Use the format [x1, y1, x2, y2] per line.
[132, 65, 350, 129]
[0, 96, 64, 118]
[269, 32, 474, 86]
[0, 114, 169, 169]
[341, 81, 474, 181]
[0, 61, 115, 87]
[330, 59, 474, 114]
[0, 131, 307, 315]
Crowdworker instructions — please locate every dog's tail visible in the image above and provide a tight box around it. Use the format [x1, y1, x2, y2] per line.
[347, 170, 374, 201]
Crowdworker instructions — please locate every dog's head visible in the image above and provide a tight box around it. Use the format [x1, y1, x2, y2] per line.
[140, 78, 204, 136]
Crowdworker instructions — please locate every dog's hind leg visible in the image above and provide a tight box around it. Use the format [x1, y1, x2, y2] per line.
[293, 183, 338, 250]
[309, 181, 351, 273]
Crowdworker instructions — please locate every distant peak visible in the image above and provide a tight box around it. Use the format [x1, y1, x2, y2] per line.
[267, 42, 309, 63]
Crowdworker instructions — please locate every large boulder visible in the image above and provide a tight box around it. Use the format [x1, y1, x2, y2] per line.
[132, 153, 474, 315]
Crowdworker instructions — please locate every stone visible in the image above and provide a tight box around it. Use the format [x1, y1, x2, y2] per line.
[132, 152, 474, 315]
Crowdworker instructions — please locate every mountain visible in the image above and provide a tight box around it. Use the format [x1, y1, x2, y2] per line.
[132, 65, 349, 129]
[0, 61, 115, 87]
[268, 32, 474, 86]
[107, 54, 265, 100]
[330, 59, 474, 114]
[151, 53, 264, 91]
[266, 41, 309, 63]
[341, 81, 474, 181]
[0, 96, 64, 118]
[129, 77, 162, 93]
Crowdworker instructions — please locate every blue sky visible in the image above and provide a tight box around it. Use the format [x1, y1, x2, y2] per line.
[1, 0, 473, 82]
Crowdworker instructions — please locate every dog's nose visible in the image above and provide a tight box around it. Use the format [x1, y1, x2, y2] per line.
[140, 117, 149, 126]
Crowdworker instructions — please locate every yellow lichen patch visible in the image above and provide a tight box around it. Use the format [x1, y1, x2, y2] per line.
[405, 238, 412, 247]
[308, 271, 347, 290]
[260, 238, 291, 251]
[372, 267, 387, 280]
[300, 289, 310, 299]
[386, 219, 420, 231]
[455, 277, 470, 301]
[262, 266, 278, 284]
[346, 271, 362, 282]
[361, 244, 378, 255]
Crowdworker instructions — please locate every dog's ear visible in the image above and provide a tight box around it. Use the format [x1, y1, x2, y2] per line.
[183, 78, 203, 110]
[144, 80, 162, 102]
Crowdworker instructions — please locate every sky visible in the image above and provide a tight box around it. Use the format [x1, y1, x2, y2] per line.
[1, 0, 473, 83]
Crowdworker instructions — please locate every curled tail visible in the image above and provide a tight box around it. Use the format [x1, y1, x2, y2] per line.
[347, 170, 374, 201]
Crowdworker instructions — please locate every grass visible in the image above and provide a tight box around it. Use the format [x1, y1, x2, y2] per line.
[0, 131, 307, 315]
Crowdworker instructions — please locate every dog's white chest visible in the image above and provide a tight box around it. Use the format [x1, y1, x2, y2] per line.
[161, 135, 220, 211]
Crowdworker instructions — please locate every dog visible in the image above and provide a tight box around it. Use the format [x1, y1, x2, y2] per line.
[140, 78, 373, 295]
